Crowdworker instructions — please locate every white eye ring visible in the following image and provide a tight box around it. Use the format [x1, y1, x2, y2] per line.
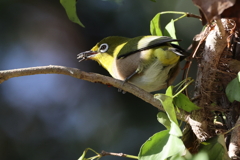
[99, 43, 109, 53]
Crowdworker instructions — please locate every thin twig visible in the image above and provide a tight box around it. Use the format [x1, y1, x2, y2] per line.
[186, 13, 202, 20]
[185, 24, 211, 79]
[183, 25, 211, 96]
[101, 151, 138, 159]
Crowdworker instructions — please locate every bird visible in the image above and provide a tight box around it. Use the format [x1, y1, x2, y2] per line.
[77, 35, 188, 92]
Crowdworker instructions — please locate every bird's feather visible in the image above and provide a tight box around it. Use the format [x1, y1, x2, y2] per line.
[117, 36, 183, 59]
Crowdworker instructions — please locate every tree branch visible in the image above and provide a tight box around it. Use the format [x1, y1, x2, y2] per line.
[0, 65, 162, 110]
[191, 19, 230, 142]
[0, 65, 190, 122]
[100, 150, 138, 159]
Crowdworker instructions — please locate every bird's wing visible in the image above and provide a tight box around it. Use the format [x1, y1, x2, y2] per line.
[117, 36, 182, 59]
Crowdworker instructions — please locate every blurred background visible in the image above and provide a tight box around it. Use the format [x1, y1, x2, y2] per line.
[0, 0, 201, 160]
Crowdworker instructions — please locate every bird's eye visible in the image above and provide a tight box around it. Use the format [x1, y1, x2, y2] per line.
[99, 43, 109, 53]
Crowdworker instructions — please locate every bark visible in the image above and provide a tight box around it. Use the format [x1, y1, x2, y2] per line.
[182, 19, 240, 155]
[190, 19, 230, 141]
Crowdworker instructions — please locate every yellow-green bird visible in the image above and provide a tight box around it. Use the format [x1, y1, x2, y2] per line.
[77, 36, 188, 92]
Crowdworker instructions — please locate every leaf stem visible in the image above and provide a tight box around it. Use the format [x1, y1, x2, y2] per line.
[173, 78, 194, 98]
[159, 11, 187, 15]
[159, 11, 201, 20]
[101, 151, 138, 159]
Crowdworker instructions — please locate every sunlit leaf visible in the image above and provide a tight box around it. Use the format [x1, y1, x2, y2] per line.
[154, 94, 182, 137]
[150, 13, 163, 36]
[165, 85, 174, 97]
[150, 11, 188, 38]
[226, 72, 240, 102]
[174, 93, 201, 112]
[164, 19, 178, 45]
[192, 152, 209, 160]
[139, 130, 185, 160]
[60, 0, 85, 27]
[168, 148, 193, 160]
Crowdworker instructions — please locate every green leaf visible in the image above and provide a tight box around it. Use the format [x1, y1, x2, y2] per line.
[165, 85, 174, 97]
[199, 135, 230, 160]
[157, 112, 171, 129]
[226, 72, 240, 102]
[60, 0, 85, 27]
[150, 13, 163, 36]
[163, 19, 178, 45]
[139, 130, 185, 160]
[174, 93, 201, 112]
[191, 152, 209, 160]
[169, 155, 185, 160]
[154, 94, 182, 137]
[150, 11, 188, 37]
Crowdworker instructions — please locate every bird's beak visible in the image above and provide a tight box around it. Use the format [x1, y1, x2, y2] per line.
[77, 50, 98, 62]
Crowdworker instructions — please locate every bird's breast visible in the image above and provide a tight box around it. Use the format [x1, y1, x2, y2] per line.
[111, 53, 141, 80]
